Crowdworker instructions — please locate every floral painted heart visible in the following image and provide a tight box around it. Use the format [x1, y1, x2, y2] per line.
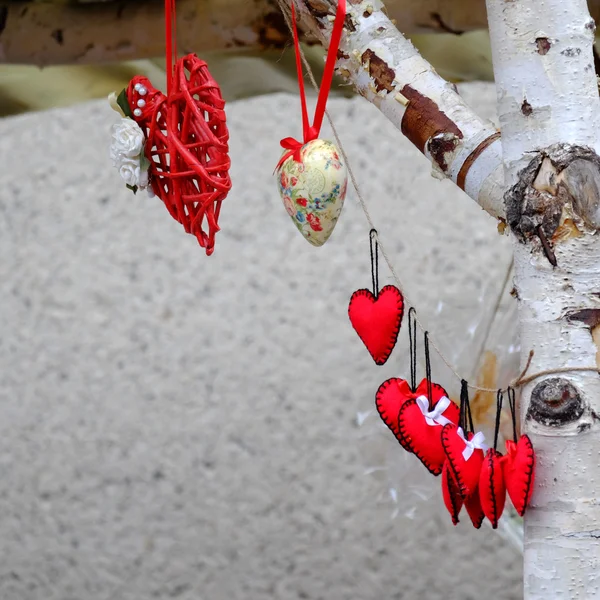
[397, 391, 460, 475]
[375, 378, 448, 448]
[348, 285, 404, 365]
[442, 461, 463, 525]
[278, 140, 348, 247]
[442, 424, 487, 498]
[479, 448, 506, 528]
[122, 55, 232, 255]
[502, 435, 535, 516]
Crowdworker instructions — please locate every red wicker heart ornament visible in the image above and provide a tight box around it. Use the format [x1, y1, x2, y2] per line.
[503, 435, 535, 516]
[126, 55, 232, 255]
[348, 285, 404, 365]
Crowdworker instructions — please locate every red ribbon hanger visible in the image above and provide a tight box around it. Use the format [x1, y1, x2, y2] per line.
[165, 0, 177, 95]
[277, 0, 347, 170]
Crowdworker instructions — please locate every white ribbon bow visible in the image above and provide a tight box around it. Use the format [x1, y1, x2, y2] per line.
[456, 427, 488, 461]
[416, 395, 453, 427]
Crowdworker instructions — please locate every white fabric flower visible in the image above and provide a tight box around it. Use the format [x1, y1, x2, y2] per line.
[118, 158, 142, 187]
[110, 118, 144, 161]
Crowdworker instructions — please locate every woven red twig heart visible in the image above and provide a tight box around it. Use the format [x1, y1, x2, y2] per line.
[503, 435, 535, 516]
[127, 54, 232, 255]
[479, 448, 506, 528]
[348, 285, 404, 365]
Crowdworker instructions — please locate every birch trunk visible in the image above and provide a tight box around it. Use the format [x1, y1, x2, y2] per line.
[485, 0, 600, 597]
[295, 0, 600, 597]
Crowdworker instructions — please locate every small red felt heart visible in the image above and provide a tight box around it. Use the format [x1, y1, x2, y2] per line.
[502, 435, 535, 517]
[348, 285, 404, 365]
[479, 448, 506, 528]
[398, 394, 460, 476]
[442, 461, 463, 525]
[464, 486, 485, 529]
[442, 424, 486, 498]
[375, 378, 450, 451]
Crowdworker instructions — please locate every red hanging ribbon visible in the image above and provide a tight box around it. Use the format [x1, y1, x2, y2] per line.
[165, 0, 177, 95]
[276, 0, 347, 171]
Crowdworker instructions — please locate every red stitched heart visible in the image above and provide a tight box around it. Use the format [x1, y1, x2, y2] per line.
[375, 378, 449, 450]
[442, 461, 463, 525]
[348, 285, 404, 365]
[397, 390, 460, 476]
[479, 448, 506, 528]
[442, 423, 486, 498]
[464, 486, 485, 529]
[126, 55, 232, 255]
[502, 435, 535, 516]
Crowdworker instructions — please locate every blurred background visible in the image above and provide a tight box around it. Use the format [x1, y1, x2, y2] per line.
[0, 0, 560, 598]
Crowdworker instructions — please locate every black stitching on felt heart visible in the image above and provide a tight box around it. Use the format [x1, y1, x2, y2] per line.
[516, 435, 535, 516]
[397, 399, 443, 476]
[443, 463, 462, 525]
[375, 378, 411, 450]
[465, 493, 485, 529]
[485, 450, 500, 529]
[441, 424, 468, 496]
[348, 285, 404, 366]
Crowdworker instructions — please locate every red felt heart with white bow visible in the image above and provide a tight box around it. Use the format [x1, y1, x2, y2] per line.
[348, 285, 404, 365]
[442, 461, 463, 525]
[502, 435, 535, 516]
[479, 448, 506, 528]
[442, 423, 487, 498]
[375, 378, 449, 450]
[397, 389, 460, 475]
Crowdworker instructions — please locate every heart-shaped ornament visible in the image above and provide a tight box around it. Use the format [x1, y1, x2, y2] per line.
[277, 140, 348, 247]
[397, 392, 460, 475]
[122, 56, 232, 255]
[442, 424, 487, 498]
[375, 378, 448, 448]
[502, 435, 535, 516]
[479, 448, 506, 528]
[464, 486, 485, 529]
[348, 285, 404, 365]
[442, 461, 463, 525]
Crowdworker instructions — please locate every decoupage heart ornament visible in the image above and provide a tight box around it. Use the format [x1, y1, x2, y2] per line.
[278, 141, 348, 246]
[464, 486, 485, 529]
[275, 0, 348, 246]
[479, 448, 506, 528]
[503, 435, 535, 516]
[442, 461, 463, 525]
[442, 423, 487, 498]
[397, 389, 460, 475]
[348, 285, 404, 365]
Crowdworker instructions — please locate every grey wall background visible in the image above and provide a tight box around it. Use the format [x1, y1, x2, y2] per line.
[0, 83, 520, 599]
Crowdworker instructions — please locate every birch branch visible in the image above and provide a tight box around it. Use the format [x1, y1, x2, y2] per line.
[295, 0, 505, 219]
[485, 0, 600, 597]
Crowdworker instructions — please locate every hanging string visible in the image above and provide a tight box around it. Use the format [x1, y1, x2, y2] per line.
[275, 0, 600, 394]
[493, 389, 503, 451]
[507, 386, 518, 442]
[165, 0, 177, 95]
[424, 331, 433, 409]
[408, 307, 418, 392]
[369, 228, 379, 298]
[275, 0, 347, 170]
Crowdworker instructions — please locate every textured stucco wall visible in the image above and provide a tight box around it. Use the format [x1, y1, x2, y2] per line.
[0, 84, 521, 599]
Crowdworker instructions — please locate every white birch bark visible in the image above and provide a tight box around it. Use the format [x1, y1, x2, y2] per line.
[484, 0, 600, 598]
[295, 0, 506, 219]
